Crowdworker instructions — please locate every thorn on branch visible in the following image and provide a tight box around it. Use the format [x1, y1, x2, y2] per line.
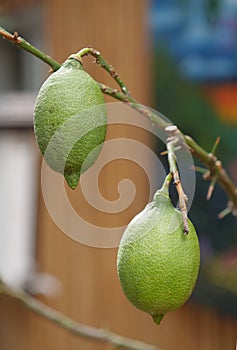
[190, 165, 208, 175]
[0, 28, 20, 43]
[218, 201, 237, 219]
[13, 32, 20, 42]
[93, 50, 101, 57]
[218, 206, 231, 219]
[160, 146, 182, 156]
[109, 67, 119, 78]
[210, 136, 221, 155]
[98, 83, 129, 102]
[206, 175, 218, 200]
[202, 170, 211, 180]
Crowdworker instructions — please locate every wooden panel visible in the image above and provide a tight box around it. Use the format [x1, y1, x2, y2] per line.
[0, 1, 237, 350]
[46, 0, 151, 105]
[0, 0, 38, 13]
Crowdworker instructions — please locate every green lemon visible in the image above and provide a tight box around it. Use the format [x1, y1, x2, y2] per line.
[34, 56, 107, 189]
[117, 176, 200, 325]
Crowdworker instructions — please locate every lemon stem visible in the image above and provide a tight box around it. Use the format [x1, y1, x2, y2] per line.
[166, 126, 189, 234]
[153, 173, 172, 202]
[162, 173, 173, 190]
[74, 48, 130, 95]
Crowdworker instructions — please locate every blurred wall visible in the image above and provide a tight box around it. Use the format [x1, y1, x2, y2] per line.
[0, 1, 237, 350]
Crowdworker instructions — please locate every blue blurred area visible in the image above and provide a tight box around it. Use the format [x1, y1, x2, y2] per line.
[149, 0, 237, 81]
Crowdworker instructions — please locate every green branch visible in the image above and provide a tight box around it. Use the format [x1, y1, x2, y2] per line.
[98, 83, 170, 129]
[0, 282, 158, 350]
[0, 27, 61, 71]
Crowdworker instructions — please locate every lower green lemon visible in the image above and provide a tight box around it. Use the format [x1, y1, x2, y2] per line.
[117, 176, 200, 324]
[34, 56, 107, 189]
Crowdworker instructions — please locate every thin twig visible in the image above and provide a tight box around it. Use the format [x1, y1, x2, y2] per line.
[99, 83, 170, 129]
[165, 126, 189, 233]
[0, 283, 158, 350]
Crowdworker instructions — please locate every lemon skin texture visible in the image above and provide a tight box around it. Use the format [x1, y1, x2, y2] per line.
[117, 186, 200, 325]
[34, 58, 107, 189]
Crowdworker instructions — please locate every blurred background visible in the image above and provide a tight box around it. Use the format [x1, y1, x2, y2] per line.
[0, 0, 237, 349]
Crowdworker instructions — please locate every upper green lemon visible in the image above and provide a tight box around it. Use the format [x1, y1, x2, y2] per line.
[117, 178, 200, 325]
[34, 57, 107, 189]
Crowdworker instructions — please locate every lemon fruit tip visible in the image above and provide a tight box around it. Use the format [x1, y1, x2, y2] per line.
[152, 314, 164, 325]
[64, 172, 80, 190]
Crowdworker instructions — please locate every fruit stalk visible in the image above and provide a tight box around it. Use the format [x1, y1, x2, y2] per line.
[74, 48, 130, 95]
[165, 126, 189, 233]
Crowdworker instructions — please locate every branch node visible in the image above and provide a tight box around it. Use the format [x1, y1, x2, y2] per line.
[209, 154, 217, 162]
[13, 32, 20, 43]
[215, 160, 222, 169]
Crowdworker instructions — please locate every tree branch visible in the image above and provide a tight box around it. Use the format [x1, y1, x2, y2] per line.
[1, 25, 236, 216]
[0, 27, 61, 71]
[0, 283, 158, 350]
[98, 83, 170, 129]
